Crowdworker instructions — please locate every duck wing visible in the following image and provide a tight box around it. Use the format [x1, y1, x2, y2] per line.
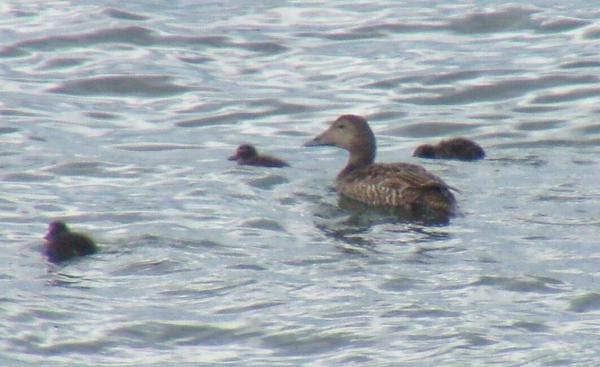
[336, 163, 454, 208]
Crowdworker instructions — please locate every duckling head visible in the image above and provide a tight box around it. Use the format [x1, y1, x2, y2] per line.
[229, 144, 258, 161]
[45, 220, 69, 240]
[413, 144, 437, 159]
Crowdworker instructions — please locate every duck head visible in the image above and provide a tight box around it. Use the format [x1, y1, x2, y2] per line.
[304, 114, 376, 166]
[229, 144, 258, 161]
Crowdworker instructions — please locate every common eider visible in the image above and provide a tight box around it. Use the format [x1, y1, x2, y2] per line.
[304, 115, 456, 217]
[44, 221, 98, 262]
[413, 137, 485, 161]
[228, 144, 289, 168]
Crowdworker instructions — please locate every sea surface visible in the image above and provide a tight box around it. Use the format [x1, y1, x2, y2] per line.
[1, 1, 600, 366]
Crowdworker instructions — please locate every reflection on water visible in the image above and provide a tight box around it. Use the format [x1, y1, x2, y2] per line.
[312, 195, 452, 256]
[337, 195, 455, 226]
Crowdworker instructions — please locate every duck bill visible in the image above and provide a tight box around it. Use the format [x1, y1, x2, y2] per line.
[303, 132, 332, 147]
[227, 155, 239, 161]
[303, 137, 322, 147]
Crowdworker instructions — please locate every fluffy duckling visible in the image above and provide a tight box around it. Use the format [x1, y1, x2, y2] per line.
[304, 115, 456, 217]
[413, 137, 485, 161]
[44, 221, 98, 262]
[228, 144, 289, 168]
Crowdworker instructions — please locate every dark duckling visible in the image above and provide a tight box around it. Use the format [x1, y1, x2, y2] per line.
[413, 137, 485, 161]
[228, 144, 289, 168]
[304, 114, 456, 216]
[44, 221, 98, 262]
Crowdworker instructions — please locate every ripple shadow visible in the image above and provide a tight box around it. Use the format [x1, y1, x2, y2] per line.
[111, 321, 260, 347]
[10, 25, 288, 56]
[48, 75, 192, 97]
[471, 275, 564, 293]
[568, 292, 600, 313]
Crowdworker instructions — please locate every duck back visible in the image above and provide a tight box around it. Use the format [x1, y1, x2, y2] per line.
[336, 162, 456, 215]
[46, 232, 97, 262]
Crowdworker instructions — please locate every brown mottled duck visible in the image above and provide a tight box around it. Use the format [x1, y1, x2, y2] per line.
[304, 115, 456, 219]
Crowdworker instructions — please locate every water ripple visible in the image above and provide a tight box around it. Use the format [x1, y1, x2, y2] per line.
[103, 8, 149, 21]
[397, 74, 597, 105]
[16, 26, 160, 50]
[472, 275, 565, 293]
[260, 330, 357, 356]
[568, 293, 600, 313]
[8, 25, 287, 56]
[111, 321, 259, 347]
[2, 1, 600, 365]
[531, 87, 600, 104]
[446, 6, 540, 34]
[113, 143, 201, 152]
[48, 75, 192, 97]
[46, 161, 142, 178]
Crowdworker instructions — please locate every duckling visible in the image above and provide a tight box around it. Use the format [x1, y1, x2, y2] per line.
[413, 137, 485, 161]
[228, 144, 289, 168]
[44, 221, 98, 262]
[304, 115, 456, 217]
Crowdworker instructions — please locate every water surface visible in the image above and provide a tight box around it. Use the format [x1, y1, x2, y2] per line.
[1, 1, 600, 366]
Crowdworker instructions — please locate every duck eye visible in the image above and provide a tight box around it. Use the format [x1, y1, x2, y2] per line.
[337, 124, 345, 129]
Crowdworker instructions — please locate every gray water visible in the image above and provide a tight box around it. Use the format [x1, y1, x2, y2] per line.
[2, 1, 600, 366]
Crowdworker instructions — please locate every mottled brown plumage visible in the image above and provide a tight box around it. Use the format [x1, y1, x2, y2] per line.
[304, 115, 456, 216]
[413, 137, 485, 161]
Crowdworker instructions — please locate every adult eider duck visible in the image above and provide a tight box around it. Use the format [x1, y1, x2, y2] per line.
[228, 144, 289, 168]
[44, 220, 98, 262]
[413, 137, 485, 161]
[304, 115, 456, 217]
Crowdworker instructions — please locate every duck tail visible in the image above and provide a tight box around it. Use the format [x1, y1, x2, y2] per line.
[417, 183, 457, 217]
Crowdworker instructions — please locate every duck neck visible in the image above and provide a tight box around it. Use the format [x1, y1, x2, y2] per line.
[338, 144, 375, 179]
